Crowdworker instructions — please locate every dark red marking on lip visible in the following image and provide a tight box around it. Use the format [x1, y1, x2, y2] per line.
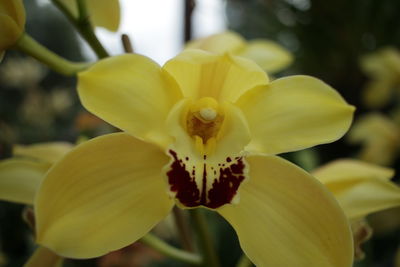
[167, 150, 246, 209]
[207, 157, 246, 209]
[167, 150, 199, 207]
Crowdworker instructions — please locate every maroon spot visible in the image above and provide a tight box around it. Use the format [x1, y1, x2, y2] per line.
[167, 150, 200, 207]
[226, 157, 231, 162]
[207, 158, 246, 209]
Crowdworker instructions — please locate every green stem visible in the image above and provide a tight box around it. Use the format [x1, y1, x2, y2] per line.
[172, 206, 194, 252]
[189, 208, 220, 267]
[236, 254, 252, 267]
[14, 33, 89, 76]
[140, 233, 202, 266]
[51, 0, 109, 59]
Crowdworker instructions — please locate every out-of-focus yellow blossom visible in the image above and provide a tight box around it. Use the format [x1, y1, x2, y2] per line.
[59, 0, 120, 32]
[347, 113, 400, 165]
[34, 50, 354, 266]
[0, 142, 72, 267]
[186, 31, 293, 74]
[0, 0, 25, 59]
[313, 159, 400, 259]
[0, 142, 72, 205]
[361, 47, 400, 108]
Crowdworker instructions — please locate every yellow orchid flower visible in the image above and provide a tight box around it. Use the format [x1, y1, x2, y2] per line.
[312, 159, 400, 259]
[0, 142, 73, 205]
[59, 0, 120, 32]
[347, 112, 400, 165]
[186, 31, 293, 73]
[361, 47, 400, 108]
[34, 50, 355, 266]
[0, 0, 25, 59]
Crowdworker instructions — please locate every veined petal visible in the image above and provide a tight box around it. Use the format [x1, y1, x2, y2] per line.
[313, 159, 400, 220]
[24, 246, 63, 267]
[78, 54, 182, 148]
[237, 75, 355, 155]
[0, 159, 49, 205]
[218, 156, 353, 267]
[35, 133, 174, 258]
[164, 99, 251, 209]
[237, 40, 293, 73]
[58, 0, 120, 31]
[185, 31, 246, 53]
[163, 50, 269, 102]
[14, 142, 73, 164]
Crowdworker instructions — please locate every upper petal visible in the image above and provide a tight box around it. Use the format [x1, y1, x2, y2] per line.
[35, 133, 174, 258]
[0, 159, 49, 205]
[78, 54, 182, 148]
[237, 75, 355, 155]
[163, 49, 269, 103]
[13, 142, 73, 164]
[313, 159, 400, 220]
[237, 40, 293, 73]
[185, 31, 246, 53]
[218, 156, 353, 267]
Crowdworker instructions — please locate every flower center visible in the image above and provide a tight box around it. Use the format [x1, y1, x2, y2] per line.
[186, 97, 223, 149]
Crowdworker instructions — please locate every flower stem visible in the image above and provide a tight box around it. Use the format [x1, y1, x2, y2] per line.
[14, 33, 89, 76]
[51, 0, 109, 59]
[236, 254, 252, 267]
[189, 208, 220, 267]
[172, 206, 194, 252]
[140, 233, 202, 265]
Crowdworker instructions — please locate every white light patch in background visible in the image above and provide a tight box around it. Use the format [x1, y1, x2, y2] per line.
[93, 0, 183, 64]
[192, 0, 227, 39]
[39, 0, 227, 64]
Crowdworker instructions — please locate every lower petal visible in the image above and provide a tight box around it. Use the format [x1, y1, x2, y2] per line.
[35, 133, 174, 258]
[218, 156, 353, 267]
[0, 159, 49, 205]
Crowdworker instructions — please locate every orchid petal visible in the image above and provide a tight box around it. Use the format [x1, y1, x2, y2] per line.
[237, 40, 293, 73]
[14, 142, 73, 164]
[35, 133, 174, 258]
[0, 159, 49, 205]
[78, 54, 182, 148]
[237, 75, 355, 155]
[218, 156, 353, 267]
[163, 50, 269, 102]
[185, 31, 245, 53]
[313, 159, 400, 220]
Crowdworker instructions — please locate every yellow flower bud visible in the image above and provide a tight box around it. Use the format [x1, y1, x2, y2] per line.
[0, 0, 25, 55]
